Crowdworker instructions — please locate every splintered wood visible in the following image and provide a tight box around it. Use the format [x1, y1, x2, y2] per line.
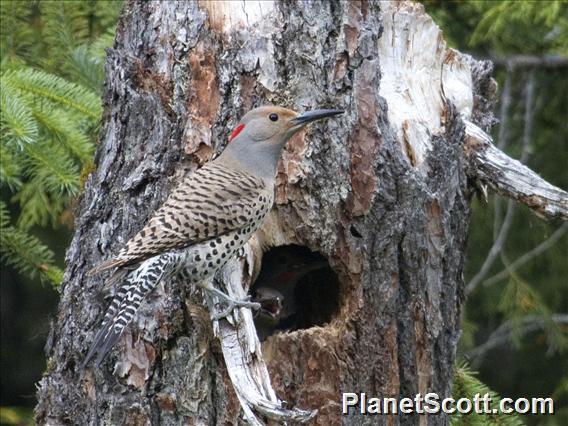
[207, 243, 316, 424]
[464, 121, 568, 220]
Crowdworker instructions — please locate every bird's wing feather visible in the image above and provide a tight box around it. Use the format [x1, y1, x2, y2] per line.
[88, 162, 271, 275]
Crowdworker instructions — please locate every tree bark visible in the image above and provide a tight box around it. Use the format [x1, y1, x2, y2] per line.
[35, 1, 564, 425]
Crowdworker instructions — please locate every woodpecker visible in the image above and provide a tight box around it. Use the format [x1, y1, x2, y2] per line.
[83, 105, 343, 366]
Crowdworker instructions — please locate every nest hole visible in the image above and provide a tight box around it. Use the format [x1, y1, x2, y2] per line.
[250, 245, 340, 341]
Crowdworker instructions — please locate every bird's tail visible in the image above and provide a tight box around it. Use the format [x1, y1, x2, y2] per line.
[81, 278, 131, 368]
[82, 254, 176, 367]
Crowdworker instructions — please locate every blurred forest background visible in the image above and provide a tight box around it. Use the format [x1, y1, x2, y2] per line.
[0, 1, 566, 425]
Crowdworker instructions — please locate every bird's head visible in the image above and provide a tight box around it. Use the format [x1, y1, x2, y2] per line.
[220, 105, 343, 179]
[252, 286, 284, 321]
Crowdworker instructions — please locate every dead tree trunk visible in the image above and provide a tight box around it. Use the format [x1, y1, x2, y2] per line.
[36, 1, 567, 425]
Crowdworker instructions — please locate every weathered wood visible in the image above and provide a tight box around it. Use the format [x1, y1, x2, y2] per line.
[206, 240, 317, 424]
[35, 1, 565, 425]
[464, 121, 568, 220]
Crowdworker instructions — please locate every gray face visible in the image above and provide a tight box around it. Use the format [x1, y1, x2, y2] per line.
[234, 106, 300, 144]
[221, 105, 343, 179]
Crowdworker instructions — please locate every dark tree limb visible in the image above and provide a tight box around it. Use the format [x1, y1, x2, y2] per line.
[491, 55, 568, 70]
[483, 223, 568, 287]
[465, 314, 568, 367]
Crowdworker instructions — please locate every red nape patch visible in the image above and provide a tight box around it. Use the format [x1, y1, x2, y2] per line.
[228, 123, 245, 143]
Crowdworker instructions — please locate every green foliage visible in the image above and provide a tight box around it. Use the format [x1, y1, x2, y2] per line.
[423, 0, 568, 55]
[0, 0, 34, 64]
[498, 277, 567, 352]
[469, 1, 568, 55]
[541, 377, 568, 425]
[42, 0, 90, 60]
[1, 0, 122, 72]
[452, 363, 524, 426]
[0, 201, 63, 285]
[2, 68, 101, 119]
[0, 67, 98, 277]
[0, 81, 37, 146]
[64, 44, 106, 93]
[0, 406, 34, 426]
[0, 0, 121, 288]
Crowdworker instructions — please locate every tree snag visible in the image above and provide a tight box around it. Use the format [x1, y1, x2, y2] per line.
[36, 1, 567, 425]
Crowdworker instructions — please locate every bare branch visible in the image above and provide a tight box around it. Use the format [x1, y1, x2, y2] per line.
[493, 71, 513, 239]
[484, 223, 568, 287]
[491, 55, 568, 70]
[464, 121, 568, 221]
[465, 314, 568, 366]
[520, 71, 535, 165]
[496, 71, 512, 152]
[468, 201, 515, 294]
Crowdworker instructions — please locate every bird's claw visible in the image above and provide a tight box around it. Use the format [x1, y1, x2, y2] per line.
[211, 296, 261, 320]
[200, 282, 261, 319]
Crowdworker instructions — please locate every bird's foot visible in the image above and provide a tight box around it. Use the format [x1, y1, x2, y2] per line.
[202, 285, 260, 320]
[211, 296, 261, 320]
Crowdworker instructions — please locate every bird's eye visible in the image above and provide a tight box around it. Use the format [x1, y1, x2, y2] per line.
[269, 113, 278, 122]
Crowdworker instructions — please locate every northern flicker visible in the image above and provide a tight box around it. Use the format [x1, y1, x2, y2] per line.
[83, 105, 343, 366]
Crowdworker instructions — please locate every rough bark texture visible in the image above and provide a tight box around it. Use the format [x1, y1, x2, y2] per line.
[36, 1, 501, 425]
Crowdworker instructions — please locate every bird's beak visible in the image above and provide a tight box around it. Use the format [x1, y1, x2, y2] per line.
[254, 295, 283, 319]
[291, 109, 344, 127]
